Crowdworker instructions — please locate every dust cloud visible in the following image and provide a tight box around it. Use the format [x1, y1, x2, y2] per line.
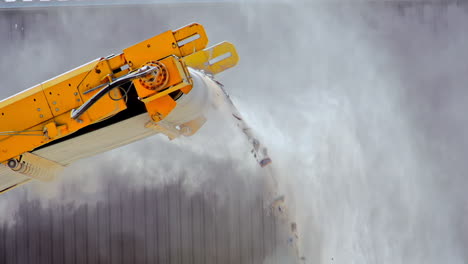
[227, 2, 468, 263]
[1, 1, 468, 264]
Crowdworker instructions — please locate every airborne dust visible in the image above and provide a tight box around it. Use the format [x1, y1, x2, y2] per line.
[0, 2, 468, 264]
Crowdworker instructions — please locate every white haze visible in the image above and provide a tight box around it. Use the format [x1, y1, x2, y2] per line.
[1, 1, 468, 264]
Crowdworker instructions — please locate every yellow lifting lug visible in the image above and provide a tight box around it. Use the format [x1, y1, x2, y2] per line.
[43, 122, 58, 140]
[183, 41, 239, 75]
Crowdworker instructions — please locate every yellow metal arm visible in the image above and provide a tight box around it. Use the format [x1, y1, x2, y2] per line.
[0, 23, 238, 191]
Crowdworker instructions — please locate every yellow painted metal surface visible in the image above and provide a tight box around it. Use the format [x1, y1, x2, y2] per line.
[123, 23, 208, 70]
[43, 72, 85, 117]
[133, 56, 188, 99]
[124, 30, 181, 69]
[0, 84, 53, 141]
[133, 56, 192, 123]
[145, 95, 178, 122]
[173, 23, 209, 57]
[183, 42, 239, 75]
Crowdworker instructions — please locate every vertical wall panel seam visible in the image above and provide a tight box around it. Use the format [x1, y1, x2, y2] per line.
[97, 202, 101, 264]
[26, 200, 30, 264]
[1, 223, 5, 264]
[119, 191, 124, 264]
[50, 208, 54, 264]
[132, 190, 136, 264]
[154, 187, 160, 264]
[238, 197, 242, 264]
[178, 183, 183, 264]
[190, 197, 195, 264]
[85, 204, 89, 264]
[143, 187, 148, 264]
[61, 206, 65, 264]
[202, 196, 206, 264]
[107, 187, 112, 264]
[261, 199, 265, 262]
[214, 201, 218, 264]
[73, 208, 78, 264]
[166, 187, 171, 264]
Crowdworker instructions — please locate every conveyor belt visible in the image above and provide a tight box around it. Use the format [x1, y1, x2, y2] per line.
[0, 165, 30, 194]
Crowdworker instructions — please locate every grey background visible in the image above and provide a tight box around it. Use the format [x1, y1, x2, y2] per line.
[0, 1, 467, 264]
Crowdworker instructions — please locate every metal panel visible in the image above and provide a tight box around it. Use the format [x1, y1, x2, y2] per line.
[0, 176, 286, 264]
[0, 165, 30, 193]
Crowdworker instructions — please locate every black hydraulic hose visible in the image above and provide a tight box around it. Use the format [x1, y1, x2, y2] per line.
[71, 65, 157, 120]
